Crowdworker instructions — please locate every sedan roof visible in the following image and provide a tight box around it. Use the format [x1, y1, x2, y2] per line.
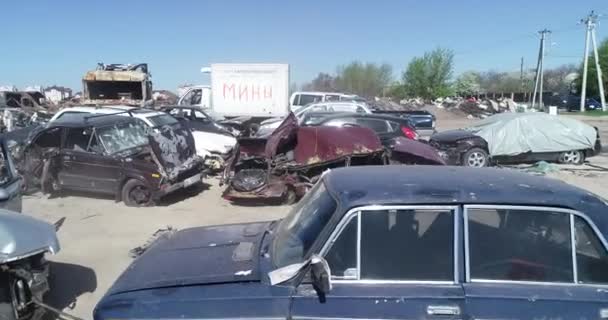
[323, 166, 608, 234]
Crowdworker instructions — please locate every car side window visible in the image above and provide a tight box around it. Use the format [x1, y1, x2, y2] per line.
[387, 121, 401, 132]
[575, 216, 608, 284]
[292, 94, 300, 106]
[193, 110, 209, 120]
[356, 119, 390, 133]
[325, 216, 357, 279]
[65, 128, 98, 153]
[33, 128, 62, 148]
[325, 208, 455, 281]
[361, 209, 454, 280]
[467, 208, 573, 283]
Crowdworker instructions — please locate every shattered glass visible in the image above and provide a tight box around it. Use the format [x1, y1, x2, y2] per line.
[97, 121, 149, 154]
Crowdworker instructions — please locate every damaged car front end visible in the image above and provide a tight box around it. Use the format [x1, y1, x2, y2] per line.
[0, 210, 60, 320]
[221, 114, 386, 204]
[19, 115, 204, 206]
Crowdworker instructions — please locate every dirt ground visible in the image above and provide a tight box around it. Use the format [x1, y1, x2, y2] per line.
[23, 108, 608, 320]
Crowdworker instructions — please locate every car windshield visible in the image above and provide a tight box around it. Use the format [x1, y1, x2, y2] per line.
[272, 181, 337, 267]
[148, 114, 178, 127]
[97, 121, 149, 154]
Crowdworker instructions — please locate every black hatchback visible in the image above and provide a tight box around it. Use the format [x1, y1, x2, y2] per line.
[19, 114, 204, 206]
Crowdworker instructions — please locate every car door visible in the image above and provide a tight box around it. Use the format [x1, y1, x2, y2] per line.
[59, 128, 120, 194]
[0, 138, 22, 212]
[463, 205, 608, 319]
[291, 205, 465, 320]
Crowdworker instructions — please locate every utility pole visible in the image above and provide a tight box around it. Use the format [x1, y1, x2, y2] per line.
[532, 29, 550, 109]
[580, 11, 606, 112]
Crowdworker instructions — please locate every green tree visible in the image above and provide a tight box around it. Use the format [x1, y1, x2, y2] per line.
[301, 73, 337, 92]
[334, 62, 393, 98]
[402, 48, 454, 99]
[577, 38, 608, 99]
[454, 71, 481, 96]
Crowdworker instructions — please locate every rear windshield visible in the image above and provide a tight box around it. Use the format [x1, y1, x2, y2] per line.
[148, 114, 178, 127]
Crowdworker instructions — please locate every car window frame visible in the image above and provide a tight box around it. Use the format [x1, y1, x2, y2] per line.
[319, 205, 460, 285]
[463, 204, 608, 287]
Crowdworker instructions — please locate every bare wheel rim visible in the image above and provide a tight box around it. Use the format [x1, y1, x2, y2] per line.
[129, 185, 151, 205]
[467, 152, 486, 167]
[561, 151, 581, 163]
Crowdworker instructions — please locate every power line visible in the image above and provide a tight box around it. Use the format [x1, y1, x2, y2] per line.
[579, 10, 606, 111]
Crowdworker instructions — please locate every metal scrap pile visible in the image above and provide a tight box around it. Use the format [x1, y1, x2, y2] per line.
[434, 97, 520, 118]
[370, 98, 426, 111]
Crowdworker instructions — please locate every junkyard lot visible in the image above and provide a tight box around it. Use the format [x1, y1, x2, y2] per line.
[23, 111, 608, 320]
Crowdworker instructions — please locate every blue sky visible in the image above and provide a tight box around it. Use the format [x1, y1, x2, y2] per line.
[0, 0, 606, 92]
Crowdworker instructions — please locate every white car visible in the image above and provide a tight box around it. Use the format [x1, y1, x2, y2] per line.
[49, 106, 236, 168]
[257, 102, 372, 135]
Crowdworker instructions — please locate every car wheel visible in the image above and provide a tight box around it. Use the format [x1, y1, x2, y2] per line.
[463, 148, 489, 167]
[558, 150, 584, 165]
[122, 179, 154, 207]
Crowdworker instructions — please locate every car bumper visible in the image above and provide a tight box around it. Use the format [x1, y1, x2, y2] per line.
[155, 172, 203, 199]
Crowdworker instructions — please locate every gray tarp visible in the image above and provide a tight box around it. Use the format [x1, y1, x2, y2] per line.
[466, 112, 597, 156]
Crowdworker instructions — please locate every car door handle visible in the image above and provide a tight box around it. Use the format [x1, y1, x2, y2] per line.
[427, 305, 461, 316]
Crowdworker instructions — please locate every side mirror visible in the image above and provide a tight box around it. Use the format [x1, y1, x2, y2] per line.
[310, 255, 332, 303]
[268, 254, 332, 303]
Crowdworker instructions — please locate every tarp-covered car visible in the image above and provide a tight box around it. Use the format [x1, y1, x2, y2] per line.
[19, 114, 204, 206]
[430, 113, 602, 166]
[221, 113, 386, 204]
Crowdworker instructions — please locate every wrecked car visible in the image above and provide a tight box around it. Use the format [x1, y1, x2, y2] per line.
[95, 165, 608, 320]
[161, 106, 238, 172]
[222, 113, 386, 204]
[430, 112, 602, 167]
[82, 63, 152, 107]
[0, 210, 61, 320]
[20, 114, 203, 206]
[50, 106, 234, 172]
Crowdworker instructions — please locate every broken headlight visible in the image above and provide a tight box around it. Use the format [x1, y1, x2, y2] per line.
[231, 169, 267, 192]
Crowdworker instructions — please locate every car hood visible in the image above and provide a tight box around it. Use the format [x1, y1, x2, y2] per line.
[107, 221, 273, 296]
[0, 209, 60, 263]
[191, 131, 236, 154]
[148, 123, 202, 180]
[430, 129, 477, 143]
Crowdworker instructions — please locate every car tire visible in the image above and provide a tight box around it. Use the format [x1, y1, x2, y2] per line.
[462, 148, 489, 167]
[122, 179, 154, 207]
[558, 150, 584, 165]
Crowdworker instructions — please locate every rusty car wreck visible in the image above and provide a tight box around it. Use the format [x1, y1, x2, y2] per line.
[221, 113, 445, 204]
[221, 114, 386, 204]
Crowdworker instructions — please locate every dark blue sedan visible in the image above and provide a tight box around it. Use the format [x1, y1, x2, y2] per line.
[95, 166, 608, 320]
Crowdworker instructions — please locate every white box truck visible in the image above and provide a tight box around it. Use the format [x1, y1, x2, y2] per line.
[176, 63, 289, 122]
[210, 63, 289, 117]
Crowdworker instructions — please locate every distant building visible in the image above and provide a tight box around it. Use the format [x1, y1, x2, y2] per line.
[44, 86, 72, 104]
[24, 85, 43, 93]
[0, 85, 17, 92]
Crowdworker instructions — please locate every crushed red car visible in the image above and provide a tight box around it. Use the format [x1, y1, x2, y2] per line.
[221, 113, 445, 204]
